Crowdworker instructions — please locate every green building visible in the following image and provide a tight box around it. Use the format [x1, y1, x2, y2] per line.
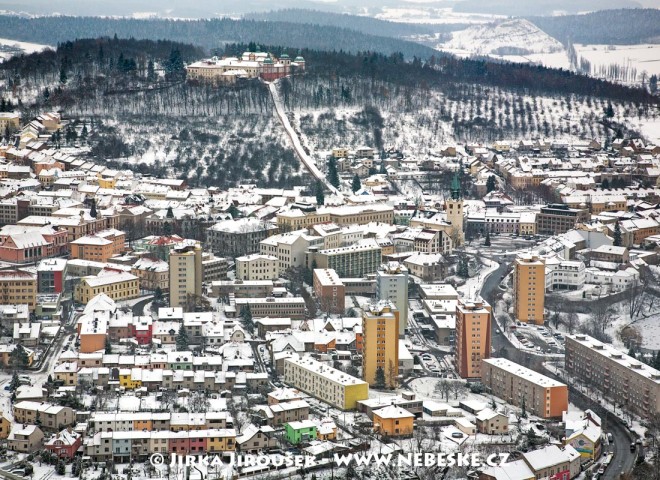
[284, 420, 317, 445]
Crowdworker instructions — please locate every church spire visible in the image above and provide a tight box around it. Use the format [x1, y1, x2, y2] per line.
[450, 171, 461, 200]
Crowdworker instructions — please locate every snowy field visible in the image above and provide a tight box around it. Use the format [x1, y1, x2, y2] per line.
[0, 37, 51, 62]
[374, 7, 502, 25]
[576, 43, 660, 80]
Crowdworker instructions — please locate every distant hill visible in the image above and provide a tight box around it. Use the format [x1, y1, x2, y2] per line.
[454, 0, 642, 16]
[529, 9, 660, 45]
[442, 19, 564, 56]
[0, 15, 442, 60]
[244, 9, 445, 38]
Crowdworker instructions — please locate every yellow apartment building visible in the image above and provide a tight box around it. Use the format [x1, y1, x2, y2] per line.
[169, 242, 202, 309]
[513, 253, 545, 324]
[283, 355, 369, 410]
[362, 302, 400, 388]
[277, 204, 394, 231]
[74, 270, 140, 304]
[0, 112, 20, 132]
[0, 271, 37, 311]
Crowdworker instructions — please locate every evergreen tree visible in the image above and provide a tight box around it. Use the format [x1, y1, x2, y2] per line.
[176, 324, 189, 351]
[327, 158, 340, 188]
[147, 59, 156, 82]
[59, 64, 67, 84]
[9, 372, 20, 391]
[605, 102, 615, 118]
[240, 304, 254, 334]
[228, 204, 240, 219]
[81, 124, 88, 140]
[165, 48, 185, 79]
[654, 351, 660, 370]
[379, 162, 387, 174]
[650, 74, 658, 95]
[457, 257, 469, 278]
[628, 346, 636, 359]
[601, 178, 610, 189]
[90, 199, 97, 218]
[351, 174, 361, 193]
[43, 87, 50, 101]
[9, 344, 29, 369]
[486, 175, 497, 193]
[314, 180, 325, 206]
[154, 287, 164, 304]
[166, 206, 174, 218]
[105, 337, 112, 354]
[374, 366, 386, 389]
[613, 221, 622, 247]
[55, 461, 65, 476]
[521, 396, 527, 418]
[484, 231, 491, 247]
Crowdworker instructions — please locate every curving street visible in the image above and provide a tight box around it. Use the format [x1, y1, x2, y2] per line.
[479, 256, 637, 479]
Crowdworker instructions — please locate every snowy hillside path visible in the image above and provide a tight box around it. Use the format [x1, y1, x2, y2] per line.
[267, 80, 342, 197]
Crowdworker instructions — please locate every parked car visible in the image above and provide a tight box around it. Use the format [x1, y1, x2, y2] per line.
[451, 432, 464, 438]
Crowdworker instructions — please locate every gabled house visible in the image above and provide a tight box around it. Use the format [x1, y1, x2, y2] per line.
[45, 428, 82, 459]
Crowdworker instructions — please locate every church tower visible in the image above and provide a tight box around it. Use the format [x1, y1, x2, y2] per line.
[445, 172, 464, 247]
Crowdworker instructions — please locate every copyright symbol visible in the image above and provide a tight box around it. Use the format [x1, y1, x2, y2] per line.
[150, 454, 165, 466]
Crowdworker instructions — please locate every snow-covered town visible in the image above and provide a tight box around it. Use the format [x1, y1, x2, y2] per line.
[0, 101, 658, 480]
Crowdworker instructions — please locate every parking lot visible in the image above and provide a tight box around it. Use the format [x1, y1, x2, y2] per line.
[510, 323, 565, 354]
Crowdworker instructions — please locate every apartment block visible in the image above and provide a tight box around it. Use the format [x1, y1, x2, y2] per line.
[74, 270, 139, 304]
[513, 253, 545, 325]
[207, 218, 277, 258]
[37, 258, 67, 293]
[544, 258, 585, 292]
[481, 358, 568, 419]
[376, 262, 409, 336]
[536, 204, 588, 235]
[565, 334, 660, 418]
[313, 268, 345, 314]
[211, 280, 274, 298]
[455, 298, 491, 379]
[235, 254, 279, 280]
[362, 302, 399, 388]
[0, 270, 37, 311]
[308, 239, 382, 278]
[202, 253, 228, 282]
[169, 242, 202, 309]
[260, 231, 323, 274]
[233, 297, 305, 320]
[283, 355, 369, 410]
[69, 229, 126, 262]
[277, 203, 394, 231]
[0, 112, 20, 132]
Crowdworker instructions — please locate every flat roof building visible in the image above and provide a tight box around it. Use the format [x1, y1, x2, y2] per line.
[566, 334, 660, 418]
[482, 358, 568, 419]
[283, 355, 369, 410]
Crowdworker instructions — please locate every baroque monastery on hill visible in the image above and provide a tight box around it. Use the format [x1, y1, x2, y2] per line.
[186, 50, 306, 84]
